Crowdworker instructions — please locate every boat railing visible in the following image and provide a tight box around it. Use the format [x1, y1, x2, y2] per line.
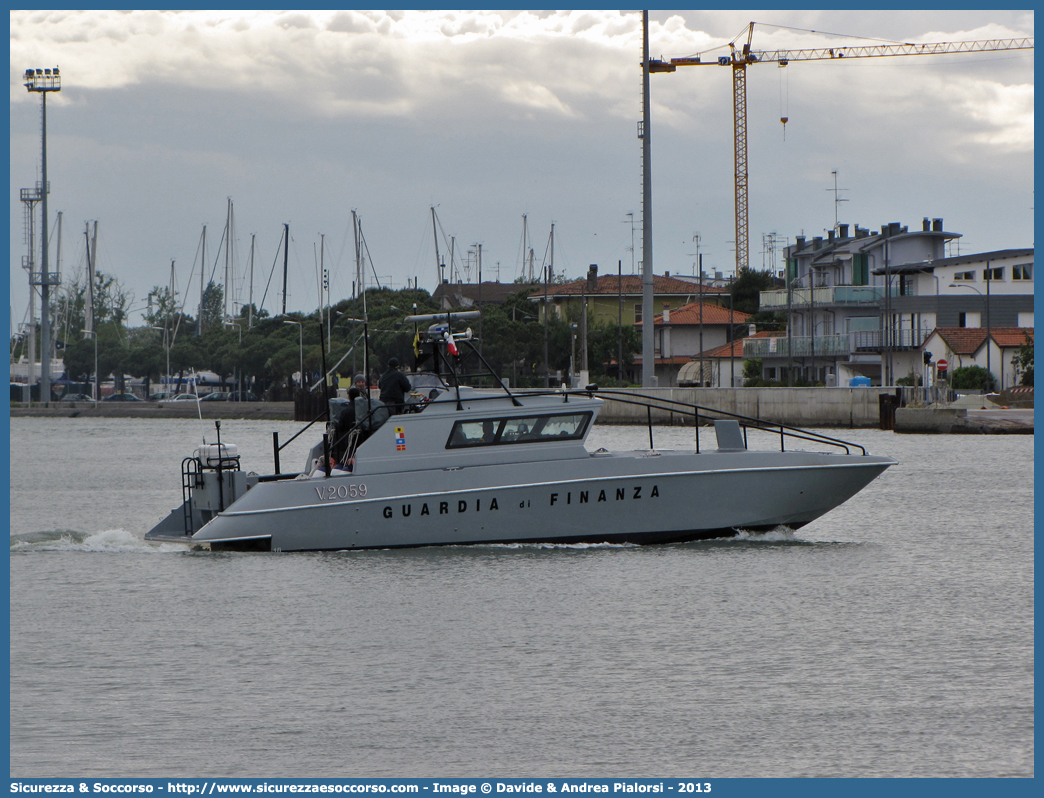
[385, 387, 867, 456]
[581, 388, 867, 455]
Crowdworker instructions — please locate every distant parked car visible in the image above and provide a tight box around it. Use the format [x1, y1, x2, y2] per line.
[171, 393, 200, 401]
[60, 393, 94, 402]
[225, 391, 260, 402]
[103, 393, 143, 402]
[199, 392, 229, 402]
[148, 391, 173, 401]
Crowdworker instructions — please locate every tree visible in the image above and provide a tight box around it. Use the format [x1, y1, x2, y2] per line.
[1011, 334, 1034, 386]
[949, 365, 996, 392]
[199, 281, 224, 334]
[730, 268, 780, 316]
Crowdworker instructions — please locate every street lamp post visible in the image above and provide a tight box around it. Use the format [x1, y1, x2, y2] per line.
[950, 277, 992, 389]
[149, 326, 170, 397]
[570, 323, 578, 388]
[334, 312, 364, 382]
[24, 67, 61, 406]
[283, 320, 303, 391]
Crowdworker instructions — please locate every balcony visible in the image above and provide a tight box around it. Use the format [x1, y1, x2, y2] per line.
[758, 285, 898, 309]
[743, 334, 852, 359]
[743, 328, 929, 359]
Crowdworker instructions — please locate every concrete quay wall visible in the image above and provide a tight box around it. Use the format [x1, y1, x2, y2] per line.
[895, 407, 1034, 434]
[591, 387, 890, 428]
[9, 401, 295, 420]
[12, 390, 889, 427]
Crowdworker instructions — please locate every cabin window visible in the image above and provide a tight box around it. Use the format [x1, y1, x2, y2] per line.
[1013, 264, 1032, 280]
[447, 412, 592, 449]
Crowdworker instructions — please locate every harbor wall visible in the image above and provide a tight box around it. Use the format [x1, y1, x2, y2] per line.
[590, 387, 891, 428]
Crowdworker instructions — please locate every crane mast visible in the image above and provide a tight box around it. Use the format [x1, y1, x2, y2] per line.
[652, 22, 1034, 276]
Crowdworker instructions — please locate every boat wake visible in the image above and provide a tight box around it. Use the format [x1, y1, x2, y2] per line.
[10, 528, 190, 553]
[729, 526, 799, 542]
[486, 541, 640, 550]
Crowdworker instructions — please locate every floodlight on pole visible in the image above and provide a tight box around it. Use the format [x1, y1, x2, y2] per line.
[24, 67, 61, 406]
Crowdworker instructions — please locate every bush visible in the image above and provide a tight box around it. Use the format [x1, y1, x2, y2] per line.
[948, 365, 996, 392]
[896, 372, 922, 387]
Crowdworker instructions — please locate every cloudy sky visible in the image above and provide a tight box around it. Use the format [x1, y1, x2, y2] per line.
[9, 9, 1034, 330]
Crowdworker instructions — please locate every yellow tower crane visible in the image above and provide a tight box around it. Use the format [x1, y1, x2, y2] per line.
[650, 22, 1033, 274]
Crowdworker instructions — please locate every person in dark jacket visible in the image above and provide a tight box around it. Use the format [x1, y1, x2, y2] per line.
[379, 357, 412, 414]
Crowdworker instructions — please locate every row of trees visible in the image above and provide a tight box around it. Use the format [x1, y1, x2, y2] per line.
[12, 273, 655, 397]
[11, 267, 793, 397]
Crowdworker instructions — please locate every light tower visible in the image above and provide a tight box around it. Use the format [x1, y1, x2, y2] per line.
[24, 67, 61, 406]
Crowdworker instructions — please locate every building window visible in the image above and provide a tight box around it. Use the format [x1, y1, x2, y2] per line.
[958, 312, 981, 329]
[953, 271, 975, 281]
[1013, 264, 1033, 280]
[983, 266, 1004, 281]
[634, 303, 642, 324]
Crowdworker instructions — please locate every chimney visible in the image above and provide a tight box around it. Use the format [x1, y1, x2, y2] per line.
[665, 270, 670, 278]
[933, 218, 943, 232]
[923, 217, 931, 232]
[748, 324, 756, 337]
[795, 235, 806, 249]
[838, 224, 849, 239]
[587, 264, 598, 291]
[827, 230, 835, 242]
[662, 303, 670, 324]
[813, 236, 823, 250]
[888, 222, 901, 236]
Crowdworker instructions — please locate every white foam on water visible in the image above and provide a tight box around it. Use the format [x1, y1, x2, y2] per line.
[728, 526, 799, 542]
[10, 528, 190, 553]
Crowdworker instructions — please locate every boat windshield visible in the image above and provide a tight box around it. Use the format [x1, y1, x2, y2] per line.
[446, 412, 592, 449]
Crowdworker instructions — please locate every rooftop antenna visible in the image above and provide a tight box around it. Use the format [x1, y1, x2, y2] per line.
[827, 170, 849, 231]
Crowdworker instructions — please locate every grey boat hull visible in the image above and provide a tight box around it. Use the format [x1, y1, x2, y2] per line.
[148, 449, 894, 552]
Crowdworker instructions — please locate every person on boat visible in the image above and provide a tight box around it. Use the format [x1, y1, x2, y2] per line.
[379, 357, 412, 415]
[331, 390, 358, 462]
[352, 385, 389, 441]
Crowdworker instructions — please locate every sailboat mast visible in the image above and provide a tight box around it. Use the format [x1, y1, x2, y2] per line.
[352, 211, 369, 383]
[281, 222, 289, 316]
[89, 222, 99, 400]
[248, 234, 255, 329]
[549, 222, 554, 281]
[198, 225, 206, 336]
[431, 207, 442, 288]
[522, 214, 529, 281]
[224, 197, 232, 323]
[322, 234, 330, 351]
[352, 210, 360, 301]
[55, 211, 64, 360]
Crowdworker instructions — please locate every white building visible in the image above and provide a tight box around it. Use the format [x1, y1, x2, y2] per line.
[921, 327, 1034, 392]
[745, 217, 1033, 386]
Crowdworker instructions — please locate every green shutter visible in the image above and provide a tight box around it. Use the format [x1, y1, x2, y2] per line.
[786, 259, 798, 285]
[852, 253, 868, 286]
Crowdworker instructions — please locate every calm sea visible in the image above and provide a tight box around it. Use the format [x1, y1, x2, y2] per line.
[8, 417, 1034, 778]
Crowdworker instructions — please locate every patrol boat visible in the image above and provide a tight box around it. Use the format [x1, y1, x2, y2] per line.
[145, 312, 895, 552]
